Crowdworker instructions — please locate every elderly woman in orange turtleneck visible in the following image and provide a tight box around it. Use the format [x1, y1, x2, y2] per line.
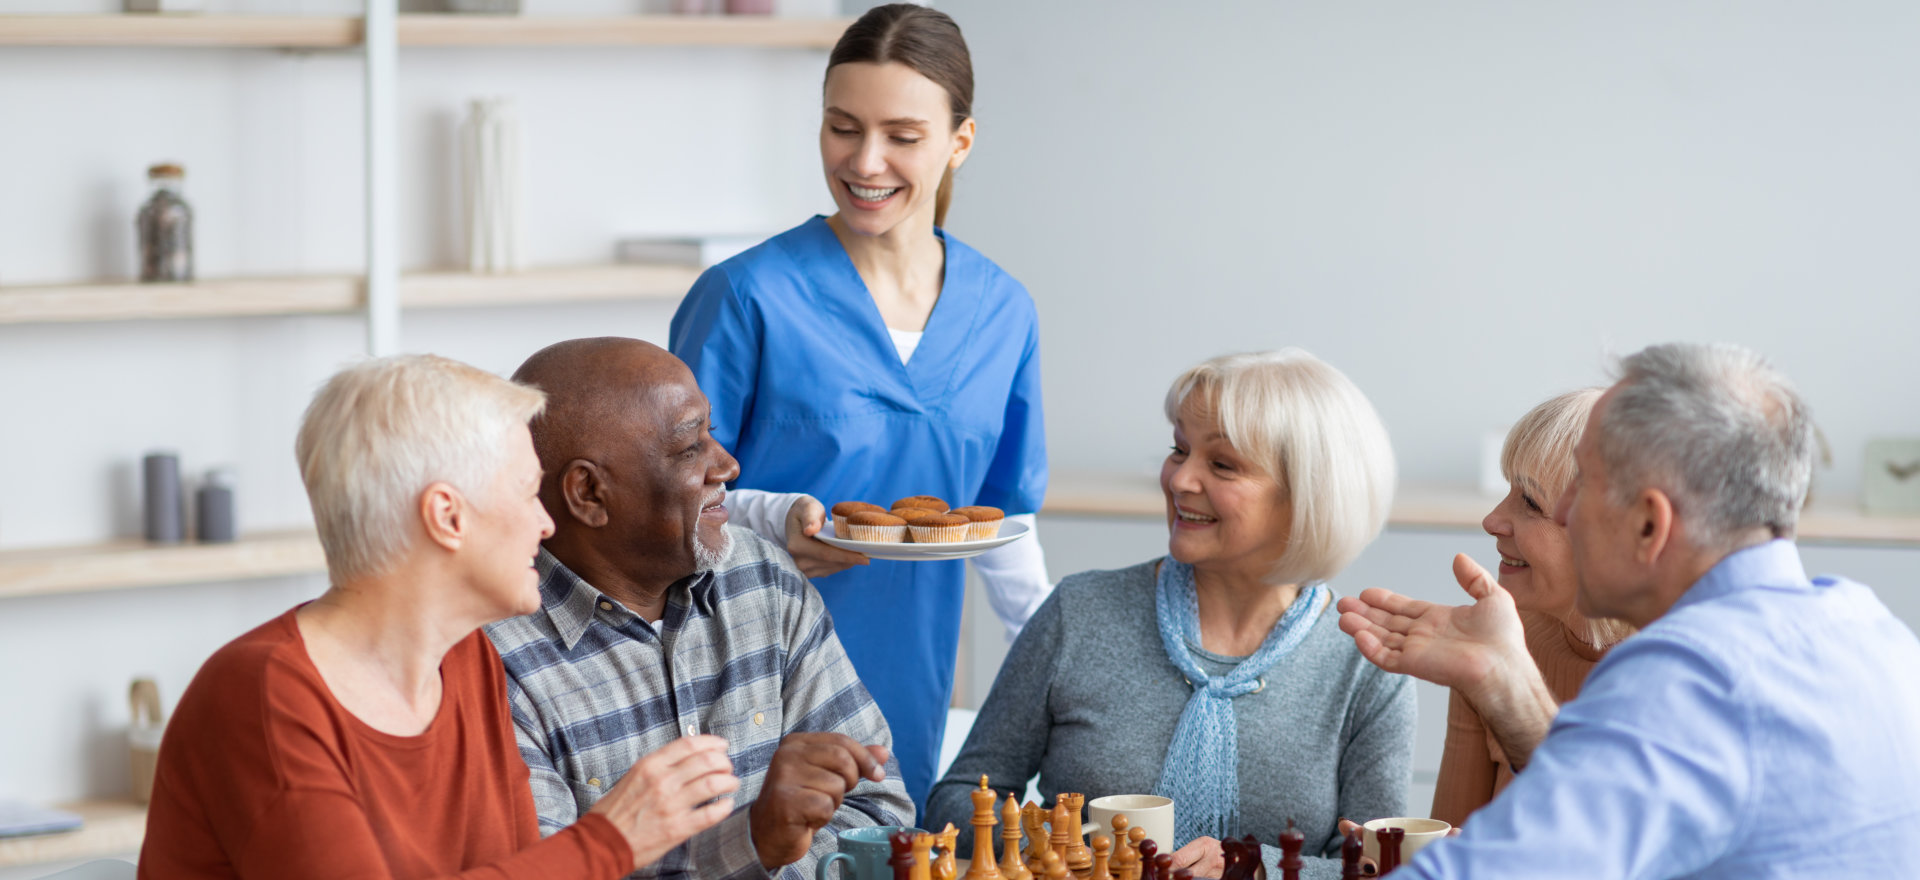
[1427, 389, 1638, 827]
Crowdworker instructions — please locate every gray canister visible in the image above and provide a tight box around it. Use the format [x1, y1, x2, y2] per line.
[196, 469, 235, 543]
[143, 451, 184, 543]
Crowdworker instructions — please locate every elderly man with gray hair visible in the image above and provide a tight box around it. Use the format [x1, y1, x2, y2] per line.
[1339, 342, 1920, 876]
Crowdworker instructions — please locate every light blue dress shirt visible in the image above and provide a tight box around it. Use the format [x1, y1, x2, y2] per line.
[1405, 539, 1920, 878]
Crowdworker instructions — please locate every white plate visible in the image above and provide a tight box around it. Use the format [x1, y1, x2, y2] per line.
[817, 519, 1029, 561]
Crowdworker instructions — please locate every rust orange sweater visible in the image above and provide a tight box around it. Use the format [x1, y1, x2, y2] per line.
[1429, 610, 1612, 828]
[139, 608, 631, 880]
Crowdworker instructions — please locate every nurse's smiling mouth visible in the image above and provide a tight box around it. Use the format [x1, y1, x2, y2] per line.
[843, 180, 902, 209]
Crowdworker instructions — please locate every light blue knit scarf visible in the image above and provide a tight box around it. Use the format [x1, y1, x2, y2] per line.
[1151, 557, 1328, 846]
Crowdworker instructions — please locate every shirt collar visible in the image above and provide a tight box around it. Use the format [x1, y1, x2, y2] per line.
[1670, 538, 1811, 613]
[533, 548, 719, 651]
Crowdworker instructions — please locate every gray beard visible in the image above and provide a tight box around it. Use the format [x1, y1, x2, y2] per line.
[693, 527, 733, 572]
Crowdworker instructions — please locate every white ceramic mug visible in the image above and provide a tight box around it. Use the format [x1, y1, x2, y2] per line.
[1081, 795, 1175, 854]
[1360, 817, 1451, 864]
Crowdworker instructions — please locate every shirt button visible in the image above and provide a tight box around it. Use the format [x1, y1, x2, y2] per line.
[588, 777, 601, 788]
[753, 712, 765, 726]
[598, 601, 613, 612]
[685, 724, 698, 736]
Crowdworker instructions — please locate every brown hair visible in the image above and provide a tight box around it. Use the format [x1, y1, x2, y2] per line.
[827, 3, 974, 228]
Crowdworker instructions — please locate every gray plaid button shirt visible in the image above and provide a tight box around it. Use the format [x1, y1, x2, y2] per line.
[485, 526, 913, 880]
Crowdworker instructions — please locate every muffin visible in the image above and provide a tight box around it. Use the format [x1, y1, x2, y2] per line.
[831, 501, 887, 537]
[908, 513, 972, 544]
[950, 506, 1006, 541]
[891, 495, 951, 514]
[892, 507, 946, 525]
[845, 510, 908, 543]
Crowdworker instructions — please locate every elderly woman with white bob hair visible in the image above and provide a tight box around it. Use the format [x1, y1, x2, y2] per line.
[928, 349, 1414, 880]
[140, 354, 739, 880]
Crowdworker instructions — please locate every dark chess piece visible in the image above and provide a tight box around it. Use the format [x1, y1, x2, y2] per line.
[1153, 852, 1174, 880]
[1277, 819, 1305, 880]
[1340, 828, 1364, 880]
[1135, 838, 1158, 880]
[892, 830, 919, 880]
[1377, 827, 1405, 875]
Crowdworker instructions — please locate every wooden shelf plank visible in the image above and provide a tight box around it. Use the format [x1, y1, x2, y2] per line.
[0, 265, 698, 325]
[1042, 472, 1920, 547]
[395, 14, 851, 48]
[0, 14, 847, 49]
[0, 531, 325, 600]
[0, 275, 361, 325]
[0, 15, 360, 48]
[0, 800, 145, 868]
[403, 264, 701, 309]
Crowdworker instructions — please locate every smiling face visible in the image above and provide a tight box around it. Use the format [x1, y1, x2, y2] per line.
[618, 367, 741, 580]
[1160, 396, 1294, 580]
[820, 60, 974, 238]
[1483, 471, 1578, 615]
[465, 423, 555, 618]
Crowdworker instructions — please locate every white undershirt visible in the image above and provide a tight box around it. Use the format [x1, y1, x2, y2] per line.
[887, 327, 924, 364]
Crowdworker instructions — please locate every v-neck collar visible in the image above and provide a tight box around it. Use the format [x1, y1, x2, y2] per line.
[795, 215, 979, 409]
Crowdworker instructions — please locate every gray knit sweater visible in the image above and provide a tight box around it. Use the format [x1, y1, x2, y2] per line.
[928, 559, 1414, 880]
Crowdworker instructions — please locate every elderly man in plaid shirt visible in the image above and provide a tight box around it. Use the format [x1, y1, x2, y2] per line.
[487, 337, 914, 880]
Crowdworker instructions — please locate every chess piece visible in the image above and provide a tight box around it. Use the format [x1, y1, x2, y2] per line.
[936, 823, 960, 880]
[913, 832, 936, 880]
[1219, 837, 1251, 880]
[1172, 871, 1192, 880]
[1109, 815, 1132, 874]
[1125, 828, 1148, 880]
[1277, 819, 1304, 880]
[1090, 835, 1113, 880]
[1050, 801, 1071, 870]
[1340, 828, 1364, 880]
[1239, 835, 1265, 880]
[1002, 795, 1034, 880]
[892, 831, 919, 880]
[1377, 827, 1404, 875]
[965, 778, 1004, 880]
[1062, 794, 1092, 877]
[1042, 847, 1069, 880]
[1024, 803, 1050, 877]
[1152, 853, 1173, 880]
[1135, 839, 1158, 880]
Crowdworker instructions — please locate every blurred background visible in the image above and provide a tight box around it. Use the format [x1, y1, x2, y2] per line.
[1, 0, 1916, 873]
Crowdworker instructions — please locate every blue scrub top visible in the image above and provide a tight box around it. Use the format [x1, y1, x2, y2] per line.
[669, 216, 1047, 808]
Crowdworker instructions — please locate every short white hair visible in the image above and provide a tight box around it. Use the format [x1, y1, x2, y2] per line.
[1599, 343, 1815, 550]
[1164, 349, 1397, 585]
[295, 354, 546, 582]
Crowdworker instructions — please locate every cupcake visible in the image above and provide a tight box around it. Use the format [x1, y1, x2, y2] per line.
[950, 506, 1006, 541]
[892, 507, 946, 526]
[908, 513, 972, 544]
[845, 510, 908, 543]
[892, 495, 951, 514]
[831, 501, 887, 537]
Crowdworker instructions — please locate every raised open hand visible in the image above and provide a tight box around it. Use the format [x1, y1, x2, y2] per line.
[1335, 554, 1532, 693]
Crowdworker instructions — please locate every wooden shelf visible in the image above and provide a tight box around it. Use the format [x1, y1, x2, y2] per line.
[0, 800, 144, 868]
[0, 265, 698, 325]
[404, 263, 700, 309]
[0, 531, 325, 600]
[1042, 471, 1920, 547]
[396, 14, 852, 48]
[0, 275, 360, 324]
[0, 14, 849, 49]
[0, 15, 360, 48]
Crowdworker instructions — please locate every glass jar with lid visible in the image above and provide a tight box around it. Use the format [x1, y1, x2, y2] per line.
[137, 162, 193, 282]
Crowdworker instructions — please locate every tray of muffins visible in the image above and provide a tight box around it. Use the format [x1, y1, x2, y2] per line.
[816, 495, 1029, 561]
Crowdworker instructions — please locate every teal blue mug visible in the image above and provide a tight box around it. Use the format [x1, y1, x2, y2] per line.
[817, 826, 928, 880]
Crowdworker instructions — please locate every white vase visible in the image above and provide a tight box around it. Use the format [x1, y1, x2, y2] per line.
[462, 97, 525, 275]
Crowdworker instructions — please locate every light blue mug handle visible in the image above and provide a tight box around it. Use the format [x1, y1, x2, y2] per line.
[817, 851, 856, 880]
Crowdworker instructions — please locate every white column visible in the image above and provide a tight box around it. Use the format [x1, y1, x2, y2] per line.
[363, 0, 400, 356]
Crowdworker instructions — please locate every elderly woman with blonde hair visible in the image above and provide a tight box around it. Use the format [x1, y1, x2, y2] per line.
[929, 349, 1414, 880]
[139, 355, 739, 880]
[1425, 389, 1637, 827]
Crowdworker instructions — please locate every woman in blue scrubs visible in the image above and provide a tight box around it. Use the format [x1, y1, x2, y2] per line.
[670, 4, 1048, 809]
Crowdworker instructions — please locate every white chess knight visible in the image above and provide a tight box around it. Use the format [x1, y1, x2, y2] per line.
[462, 97, 525, 274]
